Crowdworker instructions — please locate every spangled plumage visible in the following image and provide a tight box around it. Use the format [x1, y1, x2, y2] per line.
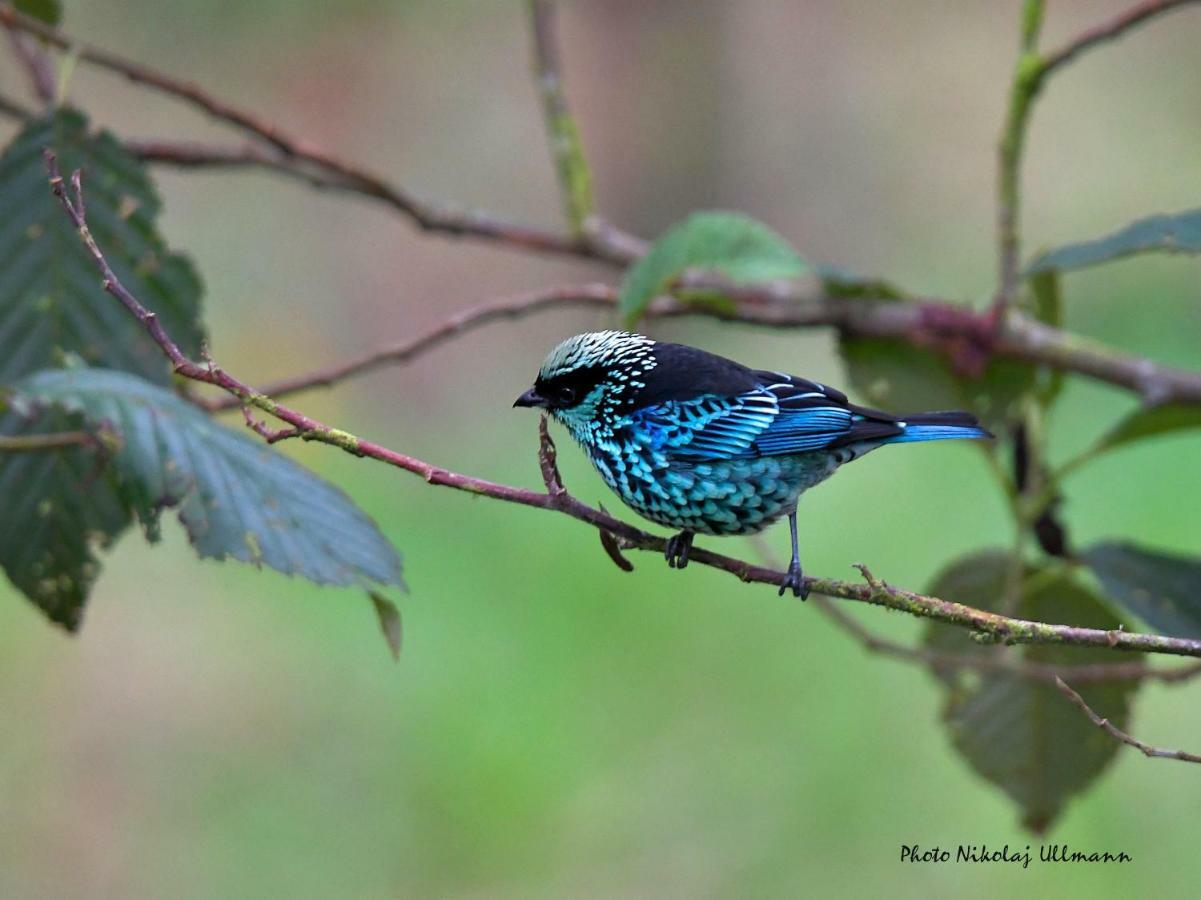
[515, 331, 991, 596]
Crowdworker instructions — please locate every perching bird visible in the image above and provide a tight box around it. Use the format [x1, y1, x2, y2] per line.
[514, 331, 991, 598]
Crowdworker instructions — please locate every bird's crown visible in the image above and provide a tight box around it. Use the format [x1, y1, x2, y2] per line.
[537, 330, 655, 382]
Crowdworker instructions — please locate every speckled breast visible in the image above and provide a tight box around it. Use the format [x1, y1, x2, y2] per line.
[584, 436, 841, 536]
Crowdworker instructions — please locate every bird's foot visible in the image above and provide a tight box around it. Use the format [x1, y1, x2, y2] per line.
[778, 560, 809, 600]
[664, 531, 694, 569]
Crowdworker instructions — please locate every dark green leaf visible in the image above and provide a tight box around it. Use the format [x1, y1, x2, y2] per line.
[1028, 208, 1201, 274]
[840, 332, 1033, 429]
[924, 551, 1138, 832]
[619, 211, 806, 327]
[0, 399, 129, 630]
[13, 367, 403, 596]
[1092, 404, 1201, 456]
[14, 0, 61, 25]
[1082, 541, 1201, 640]
[0, 108, 205, 386]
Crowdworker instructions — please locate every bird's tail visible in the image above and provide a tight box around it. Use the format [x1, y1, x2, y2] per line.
[886, 410, 992, 444]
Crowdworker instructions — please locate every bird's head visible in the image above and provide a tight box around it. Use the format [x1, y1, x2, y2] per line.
[514, 330, 657, 438]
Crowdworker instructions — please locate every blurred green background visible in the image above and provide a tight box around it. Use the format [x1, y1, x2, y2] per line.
[2, 1, 1200, 896]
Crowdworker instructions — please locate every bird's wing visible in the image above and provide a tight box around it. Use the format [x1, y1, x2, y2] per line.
[631, 373, 872, 460]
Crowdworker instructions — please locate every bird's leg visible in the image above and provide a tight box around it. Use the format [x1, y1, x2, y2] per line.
[664, 530, 695, 569]
[779, 508, 809, 600]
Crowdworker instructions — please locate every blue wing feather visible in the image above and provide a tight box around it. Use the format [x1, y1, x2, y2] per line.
[629, 373, 861, 460]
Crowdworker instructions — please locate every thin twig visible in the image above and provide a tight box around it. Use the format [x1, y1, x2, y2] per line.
[44, 151, 1201, 661]
[818, 596, 1201, 685]
[203, 283, 620, 411]
[5, 28, 56, 106]
[205, 280, 1201, 410]
[1041, 0, 1201, 76]
[527, 0, 594, 236]
[1055, 677, 1201, 763]
[994, 0, 1201, 312]
[0, 3, 638, 265]
[754, 539, 1201, 685]
[240, 407, 300, 444]
[0, 430, 92, 452]
[995, 0, 1044, 314]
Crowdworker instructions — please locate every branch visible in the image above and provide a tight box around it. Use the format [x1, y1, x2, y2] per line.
[995, 0, 1201, 312]
[42, 151, 1201, 661]
[202, 278, 1201, 410]
[995, 0, 1044, 313]
[0, 3, 637, 265]
[1055, 677, 1201, 763]
[5, 28, 55, 106]
[0, 430, 92, 452]
[1041, 0, 1201, 76]
[527, 0, 594, 236]
[811, 589, 1201, 685]
[203, 283, 620, 411]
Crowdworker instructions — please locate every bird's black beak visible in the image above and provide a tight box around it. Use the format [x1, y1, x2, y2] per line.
[513, 387, 547, 409]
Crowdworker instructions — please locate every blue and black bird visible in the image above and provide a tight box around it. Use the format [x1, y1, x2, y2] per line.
[514, 331, 991, 598]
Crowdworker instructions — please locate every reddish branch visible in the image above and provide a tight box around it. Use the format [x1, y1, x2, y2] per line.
[42, 152, 1201, 662]
[5, 4, 1197, 411]
[1041, 0, 1201, 76]
[0, 3, 639, 265]
[204, 281, 1201, 411]
[1055, 677, 1201, 763]
[204, 284, 621, 411]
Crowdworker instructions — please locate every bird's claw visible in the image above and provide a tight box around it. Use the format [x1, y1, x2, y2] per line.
[778, 561, 809, 600]
[665, 531, 694, 569]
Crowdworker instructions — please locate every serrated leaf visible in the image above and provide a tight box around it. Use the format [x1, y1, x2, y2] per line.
[0, 108, 205, 386]
[619, 211, 806, 327]
[924, 551, 1138, 833]
[1028, 208, 1201, 274]
[0, 400, 130, 629]
[840, 332, 1033, 429]
[1093, 404, 1201, 455]
[14, 0, 61, 25]
[13, 368, 403, 601]
[1082, 541, 1201, 640]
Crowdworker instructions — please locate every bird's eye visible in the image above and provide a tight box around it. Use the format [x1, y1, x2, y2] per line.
[558, 386, 578, 404]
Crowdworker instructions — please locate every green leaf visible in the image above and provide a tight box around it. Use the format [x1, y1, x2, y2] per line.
[619, 211, 806, 327]
[1028, 208, 1201, 274]
[1093, 404, 1201, 456]
[1027, 269, 1061, 329]
[0, 108, 205, 386]
[0, 400, 129, 630]
[924, 551, 1138, 833]
[6, 368, 403, 627]
[840, 331, 1033, 429]
[1082, 541, 1201, 640]
[14, 0, 61, 25]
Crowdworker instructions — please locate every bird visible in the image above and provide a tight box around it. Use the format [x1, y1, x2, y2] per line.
[514, 331, 992, 598]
